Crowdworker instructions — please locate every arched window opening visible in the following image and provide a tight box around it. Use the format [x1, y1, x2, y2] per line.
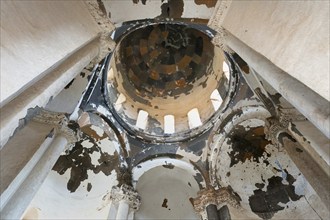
[187, 108, 202, 129]
[114, 93, 126, 111]
[210, 89, 223, 111]
[136, 110, 149, 130]
[164, 115, 175, 134]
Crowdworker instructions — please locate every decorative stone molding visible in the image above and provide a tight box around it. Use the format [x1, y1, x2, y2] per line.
[265, 108, 306, 147]
[192, 186, 241, 214]
[211, 29, 234, 54]
[208, 0, 233, 53]
[278, 108, 307, 127]
[110, 184, 141, 211]
[85, 0, 116, 63]
[264, 117, 285, 147]
[32, 108, 81, 150]
[208, 0, 232, 31]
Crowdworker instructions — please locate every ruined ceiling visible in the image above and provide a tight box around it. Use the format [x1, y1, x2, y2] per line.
[118, 23, 214, 98]
[23, 1, 329, 220]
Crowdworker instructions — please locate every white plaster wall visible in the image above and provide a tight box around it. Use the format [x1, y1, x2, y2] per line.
[222, 1, 330, 101]
[45, 70, 91, 114]
[134, 162, 200, 220]
[0, 1, 100, 106]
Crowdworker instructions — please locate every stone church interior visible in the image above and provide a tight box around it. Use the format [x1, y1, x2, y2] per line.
[0, 0, 329, 219]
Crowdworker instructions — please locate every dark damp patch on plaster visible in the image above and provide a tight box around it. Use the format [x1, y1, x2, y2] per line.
[278, 132, 297, 146]
[193, 172, 204, 187]
[194, 0, 217, 8]
[52, 134, 119, 193]
[96, 0, 107, 16]
[87, 182, 92, 192]
[233, 53, 249, 74]
[64, 79, 75, 89]
[232, 78, 255, 103]
[227, 125, 271, 167]
[117, 167, 133, 187]
[226, 171, 230, 177]
[290, 123, 309, 143]
[146, 116, 163, 135]
[255, 183, 265, 189]
[249, 170, 302, 219]
[81, 125, 107, 141]
[162, 162, 175, 169]
[189, 197, 194, 206]
[133, 0, 147, 5]
[269, 93, 282, 106]
[198, 77, 208, 88]
[263, 159, 270, 166]
[261, 174, 265, 183]
[87, 73, 93, 81]
[254, 88, 277, 116]
[162, 198, 168, 208]
[188, 138, 207, 153]
[290, 123, 303, 136]
[160, 0, 184, 18]
[227, 185, 242, 202]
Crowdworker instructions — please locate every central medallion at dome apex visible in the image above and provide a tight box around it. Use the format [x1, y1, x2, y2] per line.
[118, 23, 215, 98]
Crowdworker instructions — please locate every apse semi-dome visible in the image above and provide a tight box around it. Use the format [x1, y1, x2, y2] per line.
[106, 21, 236, 141]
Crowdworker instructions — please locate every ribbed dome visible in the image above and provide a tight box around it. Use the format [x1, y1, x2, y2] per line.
[107, 22, 234, 140]
[117, 23, 214, 98]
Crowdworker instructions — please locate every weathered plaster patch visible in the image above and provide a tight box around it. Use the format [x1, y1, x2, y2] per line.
[176, 148, 201, 163]
[226, 125, 271, 167]
[160, 0, 184, 18]
[52, 134, 119, 192]
[213, 132, 311, 219]
[248, 170, 302, 219]
[90, 125, 106, 137]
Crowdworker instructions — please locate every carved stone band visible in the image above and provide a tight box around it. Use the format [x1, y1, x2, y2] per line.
[192, 187, 241, 213]
[110, 184, 141, 211]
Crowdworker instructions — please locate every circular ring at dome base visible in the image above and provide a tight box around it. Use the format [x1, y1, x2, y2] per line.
[106, 21, 238, 142]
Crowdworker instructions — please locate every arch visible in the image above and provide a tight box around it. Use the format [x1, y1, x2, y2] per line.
[208, 105, 271, 185]
[132, 157, 206, 190]
[133, 158, 202, 220]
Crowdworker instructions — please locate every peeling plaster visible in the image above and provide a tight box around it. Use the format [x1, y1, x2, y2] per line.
[209, 110, 323, 219]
